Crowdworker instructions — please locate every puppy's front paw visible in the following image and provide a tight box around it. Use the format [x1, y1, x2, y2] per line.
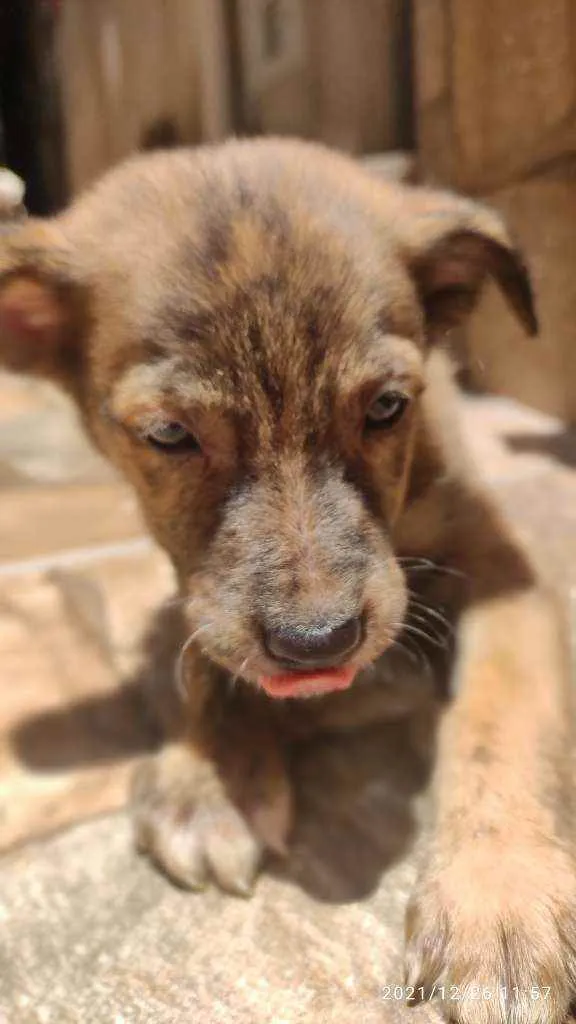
[404, 838, 576, 1023]
[132, 740, 292, 896]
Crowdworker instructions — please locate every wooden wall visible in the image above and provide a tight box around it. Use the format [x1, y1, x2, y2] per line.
[57, 0, 203, 195]
[234, 0, 412, 153]
[54, 0, 412, 198]
[414, 0, 576, 421]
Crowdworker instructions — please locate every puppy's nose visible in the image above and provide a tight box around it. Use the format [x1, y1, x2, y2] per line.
[264, 617, 362, 668]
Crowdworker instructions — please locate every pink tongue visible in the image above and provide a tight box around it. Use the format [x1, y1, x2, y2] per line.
[258, 666, 356, 699]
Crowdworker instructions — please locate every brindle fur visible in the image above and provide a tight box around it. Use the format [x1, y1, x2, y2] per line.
[1, 139, 574, 1023]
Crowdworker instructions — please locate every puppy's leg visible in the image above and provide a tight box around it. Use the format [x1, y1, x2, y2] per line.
[132, 625, 292, 895]
[405, 499, 576, 1024]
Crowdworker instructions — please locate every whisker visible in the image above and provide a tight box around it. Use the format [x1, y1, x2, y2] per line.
[398, 556, 468, 580]
[229, 657, 251, 692]
[390, 637, 419, 667]
[399, 635, 433, 677]
[407, 595, 455, 635]
[403, 620, 448, 652]
[175, 623, 215, 702]
[405, 609, 446, 646]
[388, 623, 433, 677]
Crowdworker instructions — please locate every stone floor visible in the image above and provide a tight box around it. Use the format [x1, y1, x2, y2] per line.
[0, 371, 575, 1023]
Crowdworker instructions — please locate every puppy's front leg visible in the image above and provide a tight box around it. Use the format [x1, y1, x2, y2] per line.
[405, 508, 576, 1023]
[133, 647, 293, 895]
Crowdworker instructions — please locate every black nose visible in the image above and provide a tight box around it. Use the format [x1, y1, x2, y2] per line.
[264, 617, 362, 669]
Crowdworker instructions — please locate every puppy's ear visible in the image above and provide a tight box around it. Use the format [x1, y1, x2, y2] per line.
[0, 222, 86, 387]
[398, 189, 538, 339]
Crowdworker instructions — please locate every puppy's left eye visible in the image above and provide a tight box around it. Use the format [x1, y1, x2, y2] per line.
[145, 421, 200, 452]
[365, 391, 409, 430]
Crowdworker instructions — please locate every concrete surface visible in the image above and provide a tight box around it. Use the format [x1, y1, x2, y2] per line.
[0, 744, 436, 1024]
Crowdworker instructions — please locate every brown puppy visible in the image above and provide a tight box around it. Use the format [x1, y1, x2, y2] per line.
[0, 139, 574, 1023]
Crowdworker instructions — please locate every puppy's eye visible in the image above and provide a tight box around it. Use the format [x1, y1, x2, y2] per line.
[145, 421, 200, 452]
[365, 391, 409, 430]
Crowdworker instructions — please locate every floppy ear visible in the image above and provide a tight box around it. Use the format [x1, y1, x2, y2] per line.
[398, 189, 538, 340]
[0, 222, 86, 389]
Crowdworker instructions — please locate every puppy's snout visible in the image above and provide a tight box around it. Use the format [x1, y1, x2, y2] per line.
[264, 616, 362, 669]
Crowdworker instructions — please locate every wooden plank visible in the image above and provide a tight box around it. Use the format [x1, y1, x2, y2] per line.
[416, 0, 576, 192]
[452, 0, 575, 186]
[58, 0, 203, 195]
[193, 0, 233, 141]
[58, 0, 111, 193]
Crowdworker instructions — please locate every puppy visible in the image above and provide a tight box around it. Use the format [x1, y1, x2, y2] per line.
[1, 139, 574, 1023]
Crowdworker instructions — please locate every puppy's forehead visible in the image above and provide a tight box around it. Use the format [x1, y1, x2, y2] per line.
[149, 188, 420, 361]
[101, 155, 424, 413]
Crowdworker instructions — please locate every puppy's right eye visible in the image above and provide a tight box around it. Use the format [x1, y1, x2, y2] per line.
[145, 421, 200, 453]
[365, 391, 409, 430]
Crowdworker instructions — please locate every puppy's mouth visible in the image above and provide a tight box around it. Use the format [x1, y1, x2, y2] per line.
[257, 665, 357, 699]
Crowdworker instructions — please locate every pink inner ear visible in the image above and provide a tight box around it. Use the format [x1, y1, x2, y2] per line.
[429, 257, 475, 291]
[423, 234, 488, 295]
[0, 277, 64, 350]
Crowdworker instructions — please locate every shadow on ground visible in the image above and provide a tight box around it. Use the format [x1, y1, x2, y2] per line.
[11, 600, 434, 907]
[505, 427, 576, 468]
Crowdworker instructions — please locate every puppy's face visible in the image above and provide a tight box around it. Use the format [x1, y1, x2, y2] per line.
[0, 141, 536, 698]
